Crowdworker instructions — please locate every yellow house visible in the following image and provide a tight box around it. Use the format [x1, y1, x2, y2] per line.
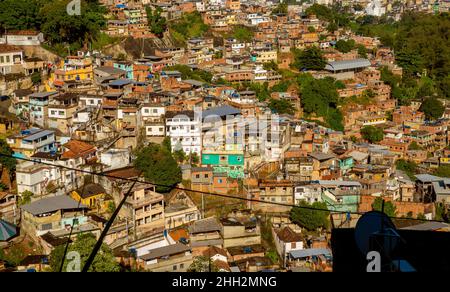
[49, 56, 94, 86]
[71, 183, 107, 209]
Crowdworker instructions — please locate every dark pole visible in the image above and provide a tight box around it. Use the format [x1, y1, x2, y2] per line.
[82, 172, 142, 272]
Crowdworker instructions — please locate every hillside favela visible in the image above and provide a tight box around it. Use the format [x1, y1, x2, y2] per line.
[0, 0, 449, 274]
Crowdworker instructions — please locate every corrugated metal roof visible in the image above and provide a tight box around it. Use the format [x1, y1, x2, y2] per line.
[289, 248, 331, 259]
[23, 129, 54, 142]
[109, 79, 133, 86]
[202, 105, 241, 118]
[20, 195, 88, 216]
[325, 58, 371, 71]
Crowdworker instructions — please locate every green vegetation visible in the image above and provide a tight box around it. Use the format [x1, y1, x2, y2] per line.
[290, 200, 330, 231]
[18, 190, 34, 206]
[297, 74, 343, 131]
[360, 126, 384, 143]
[134, 143, 181, 193]
[371, 197, 397, 217]
[408, 141, 423, 151]
[291, 47, 327, 71]
[173, 149, 187, 163]
[0, 244, 26, 267]
[272, 3, 288, 14]
[419, 97, 444, 120]
[0, 0, 107, 55]
[0, 139, 16, 172]
[170, 12, 209, 43]
[263, 61, 279, 72]
[239, 82, 270, 102]
[395, 159, 418, 180]
[31, 72, 42, 85]
[335, 39, 355, 53]
[268, 98, 295, 115]
[145, 6, 167, 37]
[228, 25, 254, 43]
[357, 44, 368, 58]
[91, 33, 120, 50]
[435, 165, 450, 178]
[49, 233, 120, 272]
[188, 256, 218, 272]
[164, 65, 212, 83]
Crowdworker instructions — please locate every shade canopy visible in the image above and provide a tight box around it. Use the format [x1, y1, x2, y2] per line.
[0, 219, 17, 241]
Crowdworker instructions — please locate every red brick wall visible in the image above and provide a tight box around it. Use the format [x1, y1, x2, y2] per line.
[358, 195, 434, 217]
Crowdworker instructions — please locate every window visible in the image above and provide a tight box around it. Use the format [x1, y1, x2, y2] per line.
[51, 110, 56, 115]
[6, 55, 10, 63]
[148, 127, 152, 132]
[180, 264, 184, 269]
[196, 174, 200, 179]
[153, 109, 158, 113]
[90, 100, 94, 104]
[218, 179, 223, 183]
[41, 223, 52, 231]
[291, 242, 297, 249]
[159, 127, 163, 132]
[204, 174, 209, 178]
[144, 109, 149, 113]
[173, 265, 177, 271]
[0, 56, 4, 63]
[58, 111, 64, 115]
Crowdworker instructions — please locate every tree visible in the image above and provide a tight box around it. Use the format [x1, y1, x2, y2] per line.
[173, 149, 186, 163]
[134, 143, 182, 193]
[419, 97, 444, 120]
[291, 47, 327, 71]
[408, 141, 423, 150]
[308, 26, 316, 33]
[145, 6, 167, 37]
[326, 22, 338, 33]
[49, 232, 120, 272]
[0, 139, 16, 172]
[31, 72, 41, 84]
[272, 3, 288, 14]
[268, 98, 295, 115]
[297, 74, 344, 131]
[162, 137, 172, 152]
[18, 190, 34, 206]
[436, 165, 450, 178]
[290, 200, 330, 231]
[189, 152, 200, 165]
[263, 61, 278, 72]
[335, 39, 355, 53]
[395, 159, 418, 180]
[188, 256, 219, 272]
[360, 126, 384, 143]
[371, 197, 397, 217]
[417, 213, 426, 220]
[357, 44, 367, 58]
[39, 0, 106, 47]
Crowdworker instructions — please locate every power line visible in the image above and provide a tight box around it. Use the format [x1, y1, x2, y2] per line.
[2, 153, 448, 224]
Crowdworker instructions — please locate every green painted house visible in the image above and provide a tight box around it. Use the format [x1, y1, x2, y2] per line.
[201, 151, 244, 179]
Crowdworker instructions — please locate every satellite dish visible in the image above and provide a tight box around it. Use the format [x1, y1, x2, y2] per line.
[354, 211, 398, 256]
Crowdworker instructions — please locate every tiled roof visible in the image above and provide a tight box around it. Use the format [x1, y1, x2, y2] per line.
[61, 140, 96, 159]
[0, 44, 22, 54]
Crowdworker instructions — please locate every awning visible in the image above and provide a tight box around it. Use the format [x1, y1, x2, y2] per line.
[0, 219, 18, 241]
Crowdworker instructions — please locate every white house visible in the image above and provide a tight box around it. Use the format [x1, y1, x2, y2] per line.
[1, 31, 44, 46]
[139, 103, 165, 123]
[165, 110, 202, 155]
[100, 148, 131, 170]
[16, 161, 61, 196]
[0, 44, 24, 75]
[273, 226, 304, 267]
